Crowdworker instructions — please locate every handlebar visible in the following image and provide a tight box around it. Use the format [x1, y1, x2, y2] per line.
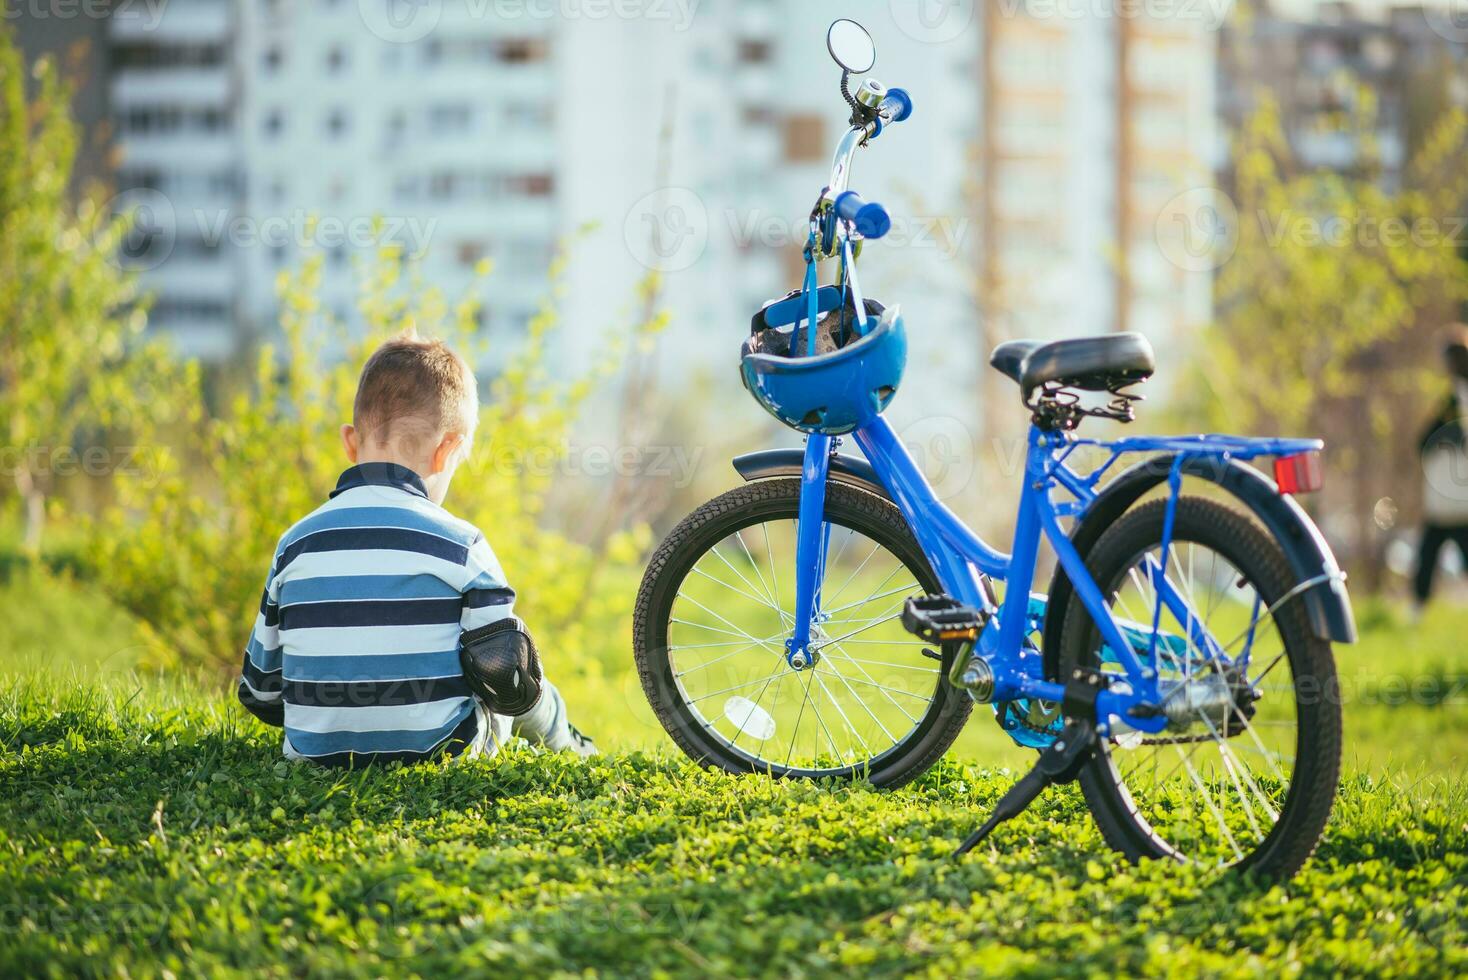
[833, 190, 891, 240]
[878, 87, 912, 124]
[822, 83, 912, 242]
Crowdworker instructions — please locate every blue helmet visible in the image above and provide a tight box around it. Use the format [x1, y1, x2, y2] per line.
[740, 306, 907, 435]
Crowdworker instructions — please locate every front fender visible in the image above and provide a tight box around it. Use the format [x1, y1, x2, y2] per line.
[1041, 453, 1356, 678]
[731, 448, 890, 499]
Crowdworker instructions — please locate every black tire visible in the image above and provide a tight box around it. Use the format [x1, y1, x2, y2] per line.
[1058, 497, 1342, 879]
[634, 478, 973, 788]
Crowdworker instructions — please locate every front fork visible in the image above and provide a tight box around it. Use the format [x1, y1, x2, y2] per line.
[787, 434, 834, 668]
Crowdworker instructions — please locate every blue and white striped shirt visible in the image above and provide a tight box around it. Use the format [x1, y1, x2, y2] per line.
[237, 463, 514, 766]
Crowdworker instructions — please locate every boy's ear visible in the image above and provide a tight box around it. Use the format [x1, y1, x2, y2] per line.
[429, 431, 466, 475]
[341, 424, 359, 463]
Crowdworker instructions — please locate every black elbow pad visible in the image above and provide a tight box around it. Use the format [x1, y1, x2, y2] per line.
[459, 616, 543, 716]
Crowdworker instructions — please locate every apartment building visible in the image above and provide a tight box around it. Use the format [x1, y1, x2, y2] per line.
[234, 1, 559, 357]
[975, 2, 1216, 374]
[106, 0, 242, 359]
[1218, 2, 1468, 192]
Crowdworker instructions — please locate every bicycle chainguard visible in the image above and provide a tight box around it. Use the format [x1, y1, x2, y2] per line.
[954, 668, 1109, 857]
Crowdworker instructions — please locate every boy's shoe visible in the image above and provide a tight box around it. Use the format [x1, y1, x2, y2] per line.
[567, 724, 599, 758]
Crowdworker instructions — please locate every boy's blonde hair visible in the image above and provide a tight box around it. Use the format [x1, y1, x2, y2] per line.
[352, 332, 478, 447]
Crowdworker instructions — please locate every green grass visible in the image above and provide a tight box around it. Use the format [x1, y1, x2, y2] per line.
[1, 568, 1466, 976]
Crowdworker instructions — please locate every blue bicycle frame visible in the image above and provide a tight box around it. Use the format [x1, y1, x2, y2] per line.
[765, 59, 1338, 740]
[784, 421, 1325, 736]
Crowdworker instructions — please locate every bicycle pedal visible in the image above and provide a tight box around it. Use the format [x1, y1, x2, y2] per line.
[902, 594, 985, 644]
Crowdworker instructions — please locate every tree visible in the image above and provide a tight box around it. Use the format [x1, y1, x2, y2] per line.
[0, 27, 144, 554]
[1177, 96, 1468, 589]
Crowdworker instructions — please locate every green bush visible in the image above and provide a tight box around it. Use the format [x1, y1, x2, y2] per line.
[0, 29, 157, 555]
[88, 245, 655, 677]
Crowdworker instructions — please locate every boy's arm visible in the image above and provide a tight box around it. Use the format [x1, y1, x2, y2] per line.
[461, 534, 516, 630]
[237, 553, 285, 728]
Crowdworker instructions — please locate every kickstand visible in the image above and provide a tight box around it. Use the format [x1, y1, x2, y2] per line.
[954, 669, 1108, 857]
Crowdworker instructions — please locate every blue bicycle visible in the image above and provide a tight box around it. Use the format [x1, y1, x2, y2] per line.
[634, 20, 1351, 878]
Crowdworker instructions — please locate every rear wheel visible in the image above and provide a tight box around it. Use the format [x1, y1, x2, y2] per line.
[633, 478, 972, 787]
[1058, 497, 1341, 878]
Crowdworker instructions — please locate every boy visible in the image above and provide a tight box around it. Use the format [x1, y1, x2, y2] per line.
[236, 332, 595, 766]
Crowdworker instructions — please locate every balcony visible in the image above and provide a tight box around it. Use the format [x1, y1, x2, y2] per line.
[110, 2, 232, 42]
[111, 70, 233, 107]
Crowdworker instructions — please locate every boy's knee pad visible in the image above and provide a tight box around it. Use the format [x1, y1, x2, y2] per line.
[459, 616, 543, 716]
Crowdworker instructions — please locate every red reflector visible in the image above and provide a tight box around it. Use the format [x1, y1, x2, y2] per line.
[1274, 452, 1323, 495]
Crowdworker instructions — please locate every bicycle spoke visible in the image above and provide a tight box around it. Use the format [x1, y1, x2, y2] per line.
[816, 657, 898, 745]
[731, 664, 792, 756]
[817, 611, 903, 647]
[673, 637, 782, 678]
[809, 667, 869, 762]
[819, 652, 924, 727]
[760, 522, 784, 619]
[821, 539, 883, 610]
[820, 652, 937, 672]
[820, 580, 920, 618]
[709, 540, 785, 614]
[785, 667, 819, 769]
[1173, 741, 1245, 863]
[813, 670, 929, 703]
[688, 668, 790, 704]
[730, 531, 785, 620]
[676, 591, 783, 650]
[670, 618, 765, 641]
[690, 564, 783, 613]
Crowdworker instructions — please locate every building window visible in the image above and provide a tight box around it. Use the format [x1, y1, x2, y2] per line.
[506, 173, 554, 197]
[782, 113, 825, 163]
[499, 38, 548, 64]
[456, 241, 487, 267]
[737, 39, 772, 64]
[505, 103, 552, 131]
[326, 108, 350, 137]
[149, 298, 230, 325]
[263, 109, 285, 138]
[263, 45, 283, 72]
[326, 45, 347, 73]
[112, 42, 226, 70]
[741, 106, 777, 127]
[429, 172, 458, 201]
[429, 103, 472, 135]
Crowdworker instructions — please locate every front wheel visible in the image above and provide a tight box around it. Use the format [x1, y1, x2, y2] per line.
[633, 478, 973, 787]
[1058, 496, 1342, 878]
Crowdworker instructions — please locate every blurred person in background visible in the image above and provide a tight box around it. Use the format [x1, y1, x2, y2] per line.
[1414, 325, 1468, 618]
